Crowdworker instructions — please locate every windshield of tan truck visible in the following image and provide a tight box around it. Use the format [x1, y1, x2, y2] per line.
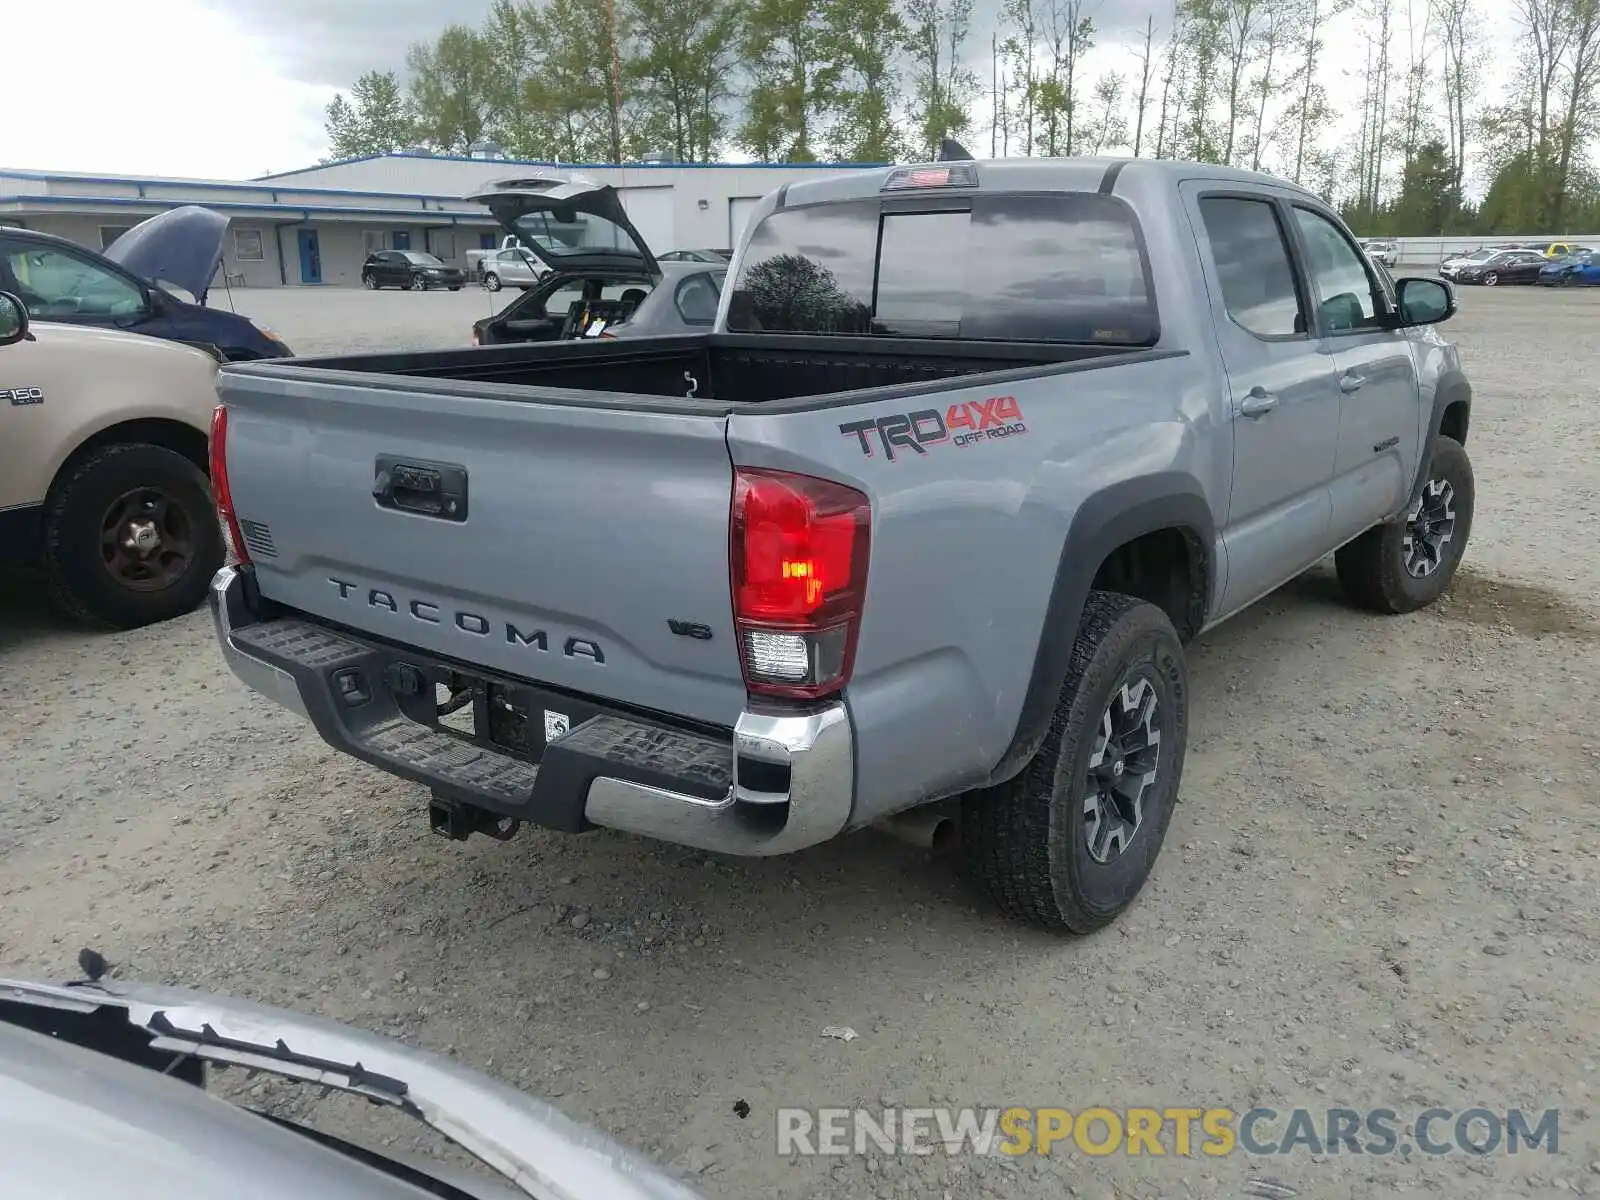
[726, 192, 1157, 345]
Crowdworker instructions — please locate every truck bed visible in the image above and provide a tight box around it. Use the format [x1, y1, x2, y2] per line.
[236, 333, 1161, 413]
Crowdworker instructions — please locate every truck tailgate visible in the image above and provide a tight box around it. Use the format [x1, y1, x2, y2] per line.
[219, 374, 747, 727]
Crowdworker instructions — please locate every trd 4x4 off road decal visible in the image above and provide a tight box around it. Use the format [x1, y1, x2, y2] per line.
[839, 396, 1027, 460]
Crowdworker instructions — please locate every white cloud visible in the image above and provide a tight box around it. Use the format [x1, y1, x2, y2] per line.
[5, 0, 335, 179]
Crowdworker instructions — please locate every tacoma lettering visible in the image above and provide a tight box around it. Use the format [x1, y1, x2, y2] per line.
[325, 578, 603, 662]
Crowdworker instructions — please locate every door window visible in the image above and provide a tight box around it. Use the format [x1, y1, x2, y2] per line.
[1291, 207, 1385, 332]
[1, 244, 146, 318]
[1197, 196, 1307, 338]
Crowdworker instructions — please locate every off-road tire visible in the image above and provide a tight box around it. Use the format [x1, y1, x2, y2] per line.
[1336, 434, 1474, 615]
[960, 591, 1189, 934]
[42, 443, 224, 630]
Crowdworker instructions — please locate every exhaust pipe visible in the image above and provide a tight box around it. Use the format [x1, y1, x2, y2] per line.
[873, 806, 957, 852]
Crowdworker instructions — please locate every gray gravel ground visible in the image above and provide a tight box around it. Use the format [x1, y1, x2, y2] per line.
[3, 283, 1599, 1199]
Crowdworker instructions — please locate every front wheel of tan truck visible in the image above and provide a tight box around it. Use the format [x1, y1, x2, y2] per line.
[0, 292, 225, 630]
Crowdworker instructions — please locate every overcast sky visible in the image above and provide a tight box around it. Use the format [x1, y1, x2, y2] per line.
[9, 0, 1518, 182]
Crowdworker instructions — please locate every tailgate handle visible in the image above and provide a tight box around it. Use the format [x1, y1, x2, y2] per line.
[374, 457, 469, 522]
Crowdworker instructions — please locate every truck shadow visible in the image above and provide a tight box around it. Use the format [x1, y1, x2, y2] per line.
[0, 572, 81, 654]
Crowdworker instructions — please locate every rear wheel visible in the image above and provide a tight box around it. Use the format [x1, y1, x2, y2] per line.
[1336, 435, 1474, 614]
[483, 273, 502, 292]
[42, 443, 224, 629]
[960, 591, 1188, 934]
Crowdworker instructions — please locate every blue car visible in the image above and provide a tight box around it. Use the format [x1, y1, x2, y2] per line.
[1538, 250, 1600, 286]
[0, 207, 292, 360]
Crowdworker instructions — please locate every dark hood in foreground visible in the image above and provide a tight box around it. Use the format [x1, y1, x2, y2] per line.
[105, 205, 229, 302]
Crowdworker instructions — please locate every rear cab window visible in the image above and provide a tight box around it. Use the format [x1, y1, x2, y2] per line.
[726, 192, 1157, 345]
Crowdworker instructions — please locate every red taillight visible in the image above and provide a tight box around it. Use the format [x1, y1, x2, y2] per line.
[731, 468, 870, 700]
[209, 403, 251, 567]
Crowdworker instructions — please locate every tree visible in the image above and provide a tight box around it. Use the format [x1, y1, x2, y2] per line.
[521, 0, 635, 163]
[1173, 0, 1225, 162]
[740, 0, 832, 160]
[324, 71, 416, 160]
[902, 0, 980, 158]
[1389, 138, 1460, 232]
[1002, 0, 1040, 153]
[1218, 0, 1265, 164]
[1245, 0, 1291, 170]
[1131, 15, 1159, 155]
[820, 0, 908, 161]
[627, 0, 743, 161]
[1281, 0, 1342, 184]
[407, 25, 498, 154]
[1083, 73, 1129, 151]
[1437, 0, 1478, 195]
[1037, 0, 1096, 154]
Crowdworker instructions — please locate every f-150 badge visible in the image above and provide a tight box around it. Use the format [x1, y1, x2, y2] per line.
[5, 386, 44, 406]
[839, 396, 1027, 461]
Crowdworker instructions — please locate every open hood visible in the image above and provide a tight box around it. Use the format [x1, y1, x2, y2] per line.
[466, 177, 660, 278]
[104, 205, 229, 303]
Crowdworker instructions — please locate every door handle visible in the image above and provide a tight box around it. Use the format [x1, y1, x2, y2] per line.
[1239, 387, 1279, 418]
[1339, 372, 1367, 393]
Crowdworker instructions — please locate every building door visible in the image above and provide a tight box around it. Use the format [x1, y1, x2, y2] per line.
[296, 229, 322, 284]
[391, 230, 411, 251]
[729, 197, 761, 248]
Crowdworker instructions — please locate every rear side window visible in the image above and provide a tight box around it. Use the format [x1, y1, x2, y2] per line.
[673, 272, 723, 324]
[726, 193, 1156, 344]
[1197, 196, 1306, 338]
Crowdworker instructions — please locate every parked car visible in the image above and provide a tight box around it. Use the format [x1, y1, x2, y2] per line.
[360, 250, 467, 291]
[1359, 240, 1398, 267]
[1454, 248, 1551, 285]
[659, 248, 733, 263]
[1524, 240, 1583, 258]
[1538, 250, 1600, 285]
[463, 177, 725, 344]
[0, 291, 224, 628]
[0, 972, 704, 1200]
[206, 157, 1473, 935]
[474, 262, 725, 345]
[479, 247, 544, 291]
[1438, 247, 1512, 280]
[0, 210, 292, 361]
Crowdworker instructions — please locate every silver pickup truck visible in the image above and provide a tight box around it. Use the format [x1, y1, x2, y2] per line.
[208, 157, 1474, 933]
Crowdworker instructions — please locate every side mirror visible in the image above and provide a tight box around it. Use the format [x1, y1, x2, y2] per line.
[0, 291, 30, 346]
[1394, 277, 1455, 327]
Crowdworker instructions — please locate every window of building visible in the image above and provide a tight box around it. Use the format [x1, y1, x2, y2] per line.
[233, 228, 265, 262]
[363, 230, 388, 254]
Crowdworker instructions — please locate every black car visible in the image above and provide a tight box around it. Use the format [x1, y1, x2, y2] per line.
[361, 250, 467, 291]
[1454, 249, 1550, 285]
[0, 210, 292, 361]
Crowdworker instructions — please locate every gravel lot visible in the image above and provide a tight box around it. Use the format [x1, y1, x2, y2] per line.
[3, 284, 1598, 1198]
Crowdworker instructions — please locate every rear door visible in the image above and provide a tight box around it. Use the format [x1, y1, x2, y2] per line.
[1184, 187, 1342, 614]
[1284, 203, 1420, 544]
[219, 373, 748, 726]
[466, 177, 662, 278]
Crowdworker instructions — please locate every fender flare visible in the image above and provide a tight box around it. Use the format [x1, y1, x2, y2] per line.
[988, 473, 1215, 784]
[1411, 369, 1472, 506]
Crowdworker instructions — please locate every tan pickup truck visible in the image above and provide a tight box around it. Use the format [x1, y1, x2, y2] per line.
[0, 290, 224, 628]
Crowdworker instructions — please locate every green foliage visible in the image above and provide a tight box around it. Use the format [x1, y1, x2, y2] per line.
[324, 71, 417, 160]
[738, 0, 831, 161]
[903, 0, 979, 159]
[405, 25, 497, 153]
[820, 0, 909, 161]
[626, 0, 743, 161]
